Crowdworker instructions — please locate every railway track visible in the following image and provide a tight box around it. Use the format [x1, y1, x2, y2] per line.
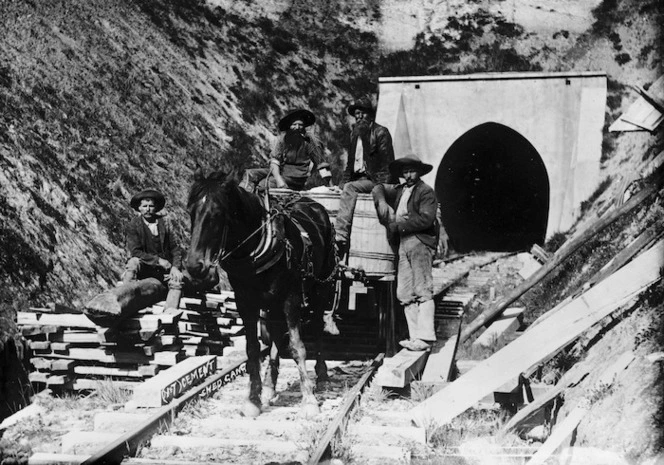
[19, 346, 385, 465]
[9, 251, 523, 465]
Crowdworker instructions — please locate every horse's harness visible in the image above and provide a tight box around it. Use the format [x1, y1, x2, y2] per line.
[213, 191, 336, 283]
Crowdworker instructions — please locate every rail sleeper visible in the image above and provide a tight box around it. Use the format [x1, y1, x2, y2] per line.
[130, 355, 217, 408]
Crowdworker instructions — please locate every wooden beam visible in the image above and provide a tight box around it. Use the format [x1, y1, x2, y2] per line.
[459, 178, 663, 343]
[472, 307, 523, 349]
[632, 84, 664, 113]
[526, 352, 635, 464]
[409, 239, 664, 428]
[373, 349, 429, 388]
[529, 221, 664, 331]
[82, 353, 262, 465]
[28, 453, 88, 465]
[421, 319, 462, 383]
[130, 355, 217, 408]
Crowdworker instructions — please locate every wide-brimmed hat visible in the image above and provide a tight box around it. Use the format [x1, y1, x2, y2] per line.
[347, 97, 375, 116]
[278, 109, 316, 132]
[130, 189, 166, 212]
[389, 155, 433, 178]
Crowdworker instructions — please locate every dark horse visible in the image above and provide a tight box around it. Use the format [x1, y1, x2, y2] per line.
[186, 169, 337, 418]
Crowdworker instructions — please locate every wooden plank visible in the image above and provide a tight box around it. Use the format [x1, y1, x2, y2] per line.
[518, 253, 542, 279]
[529, 222, 664, 331]
[530, 244, 551, 264]
[374, 349, 428, 388]
[48, 331, 100, 344]
[61, 431, 123, 454]
[410, 239, 664, 427]
[472, 307, 524, 349]
[421, 319, 462, 383]
[28, 453, 88, 465]
[72, 379, 140, 391]
[0, 403, 45, 432]
[130, 356, 217, 407]
[18, 312, 97, 329]
[150, 351, 186, 366]
[81, 353, 261, 465]
[41, 348, 152, 365]
[93, 412, 153, 433]
[74, 366, 149, 379]
[459, 178, 664, 344]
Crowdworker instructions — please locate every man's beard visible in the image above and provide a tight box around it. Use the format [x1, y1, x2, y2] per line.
[284, 129, 306, 151]
[354, 118, 370, 134]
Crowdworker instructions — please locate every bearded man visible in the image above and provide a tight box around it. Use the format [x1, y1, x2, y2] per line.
[334, 97, 395, 258]
[240, 109, 331, 192]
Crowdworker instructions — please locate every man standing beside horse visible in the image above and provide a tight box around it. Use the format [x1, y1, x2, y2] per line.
[373, 155, 438, 352]
[334, 96, 396, 258]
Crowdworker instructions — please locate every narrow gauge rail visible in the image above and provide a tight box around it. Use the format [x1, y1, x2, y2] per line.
[26, 353, 384, 464]
[20, 251, 509, 464]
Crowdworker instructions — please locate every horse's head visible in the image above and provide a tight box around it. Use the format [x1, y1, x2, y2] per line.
[186, 168, 239, 285]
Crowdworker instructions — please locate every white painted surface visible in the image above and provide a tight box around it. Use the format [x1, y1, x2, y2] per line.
[376, 72, 607, 238]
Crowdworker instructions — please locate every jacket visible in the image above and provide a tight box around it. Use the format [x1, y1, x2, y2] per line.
[126, 215, 182, 269]
[386, 180, 438, 249]
[342, 121, 395, 185]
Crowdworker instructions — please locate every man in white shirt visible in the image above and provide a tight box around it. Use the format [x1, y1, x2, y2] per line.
[373, 155, 438, 351]
[334, 97, 395, 258]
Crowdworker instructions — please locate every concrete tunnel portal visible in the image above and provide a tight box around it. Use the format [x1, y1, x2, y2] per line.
[435, 122, 550, 253]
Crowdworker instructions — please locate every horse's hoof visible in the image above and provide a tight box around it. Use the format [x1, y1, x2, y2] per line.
[299, 402, 320, 419]
[242, 401, 261, 418]
[261, 386, 276, 406]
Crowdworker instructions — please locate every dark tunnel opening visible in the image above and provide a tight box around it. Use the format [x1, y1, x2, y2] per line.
[436, 122, 549, 253]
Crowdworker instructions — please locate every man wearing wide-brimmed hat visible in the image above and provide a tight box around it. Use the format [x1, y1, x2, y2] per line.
[122, 189, 183, 289]
[334, 96, 395, 257]
[240, 108, 331, 192]
[372, 154, 438, 351]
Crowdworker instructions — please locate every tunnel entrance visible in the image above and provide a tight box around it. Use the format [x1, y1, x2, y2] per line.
[436, 122, 549, 253]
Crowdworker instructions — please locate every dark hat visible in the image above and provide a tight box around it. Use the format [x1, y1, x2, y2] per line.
[389, 155, 433, 178]
[278, 109, 316, 132]
[130, 189, 166, 212]
[347, 97, 375, 116]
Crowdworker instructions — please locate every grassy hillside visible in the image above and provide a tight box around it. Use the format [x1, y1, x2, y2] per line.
[0, 0, 662, 449]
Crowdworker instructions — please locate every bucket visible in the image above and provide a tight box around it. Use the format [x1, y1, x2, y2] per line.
[348, 194, 395, 276]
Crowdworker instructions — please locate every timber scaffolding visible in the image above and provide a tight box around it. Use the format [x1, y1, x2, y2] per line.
[367, 169, 664, 463]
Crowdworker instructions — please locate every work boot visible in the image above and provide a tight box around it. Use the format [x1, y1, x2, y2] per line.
[323, 313, 340, 336]
[399, 338, 413, 349]
[402, 339, 432, 352]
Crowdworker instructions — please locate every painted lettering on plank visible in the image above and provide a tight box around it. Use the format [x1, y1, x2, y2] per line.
[160, 358, 217, 405]
[198, 362, 247, 400]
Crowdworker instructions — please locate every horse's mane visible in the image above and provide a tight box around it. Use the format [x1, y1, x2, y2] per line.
[187, 170, 263, 222]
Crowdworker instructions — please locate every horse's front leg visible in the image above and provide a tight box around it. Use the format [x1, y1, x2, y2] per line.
[284, 293, 319, 418]
[236, 295, 263, 417]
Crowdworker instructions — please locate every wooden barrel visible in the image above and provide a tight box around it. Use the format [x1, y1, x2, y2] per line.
[348, 194, 395, 276]
[300, 190, 340, 222]
[274, 189, 395, 277]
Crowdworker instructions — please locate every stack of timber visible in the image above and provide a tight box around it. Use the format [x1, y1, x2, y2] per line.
[18, 292, 243, 392]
